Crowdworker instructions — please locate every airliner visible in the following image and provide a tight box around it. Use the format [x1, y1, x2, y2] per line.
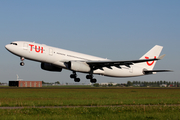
[5, 41, 171, 83]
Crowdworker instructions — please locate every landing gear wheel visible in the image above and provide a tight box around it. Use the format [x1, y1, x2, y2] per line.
[20, 62, 25, 66]
[86, 75, 93, 79]
[70, 74, 76, 78]
[74, 78, 80, 82]
[20, 57, 25, 66]
[90, 79, 97, 83]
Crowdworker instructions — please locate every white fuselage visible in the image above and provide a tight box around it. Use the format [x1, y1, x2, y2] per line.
[5, 41, 146, 78]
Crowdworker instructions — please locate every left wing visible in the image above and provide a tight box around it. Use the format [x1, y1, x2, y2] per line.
[86, 54, 166, 70]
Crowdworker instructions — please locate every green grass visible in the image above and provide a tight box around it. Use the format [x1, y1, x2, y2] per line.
[0, 88, 180, 119]
[0, 88, 180, 106]
[0, 106, 180, 120]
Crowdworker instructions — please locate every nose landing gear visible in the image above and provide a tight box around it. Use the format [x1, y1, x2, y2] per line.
[20, 62, 25, 66]
[20, 57, 25, 66]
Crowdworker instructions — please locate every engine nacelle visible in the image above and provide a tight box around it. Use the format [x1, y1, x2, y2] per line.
[68, 61, 90, 72]
[41, 63, 62, 72]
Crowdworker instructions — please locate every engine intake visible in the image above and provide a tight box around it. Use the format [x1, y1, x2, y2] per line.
[41, 63, 62, 72]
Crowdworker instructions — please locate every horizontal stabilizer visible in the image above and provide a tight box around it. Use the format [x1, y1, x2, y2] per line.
[157, 54, 166, 60]
[143, 70, 173, 75]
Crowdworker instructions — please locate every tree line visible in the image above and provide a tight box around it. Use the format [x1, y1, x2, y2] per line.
[127, 81, 179, 87]
[93, 81, 180, 87]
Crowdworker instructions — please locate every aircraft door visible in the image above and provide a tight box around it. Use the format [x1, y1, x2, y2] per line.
[23, 43, 28, 50]
[49, 48, 53, 56]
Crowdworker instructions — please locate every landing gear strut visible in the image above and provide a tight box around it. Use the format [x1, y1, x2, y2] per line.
[20, 57, 25, 66]
[70, 71, 80, 82]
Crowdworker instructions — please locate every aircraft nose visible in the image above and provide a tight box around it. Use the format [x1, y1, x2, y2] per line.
[5, 44, 11, 51]
[5, 44, 10, 50]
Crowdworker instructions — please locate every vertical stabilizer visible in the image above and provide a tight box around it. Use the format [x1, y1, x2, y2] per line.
[138, 45, 163, 70]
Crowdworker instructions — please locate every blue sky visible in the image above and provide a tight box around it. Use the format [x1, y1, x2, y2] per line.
[0, 0, 179, 84]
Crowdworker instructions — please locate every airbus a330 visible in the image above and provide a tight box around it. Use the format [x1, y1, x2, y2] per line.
[5, 41, 171, 83]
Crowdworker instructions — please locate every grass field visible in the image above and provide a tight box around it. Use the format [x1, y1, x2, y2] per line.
[0, 87, 180, 119]
[0, 106, 180, 120]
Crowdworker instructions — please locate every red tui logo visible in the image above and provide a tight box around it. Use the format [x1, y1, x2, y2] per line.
[145, 56, 156, 66]
[29, 44, 43, 53]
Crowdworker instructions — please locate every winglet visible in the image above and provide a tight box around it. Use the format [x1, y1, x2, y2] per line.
[157, 54, 166, 60]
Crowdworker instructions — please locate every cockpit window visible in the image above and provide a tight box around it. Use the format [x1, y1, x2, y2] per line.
[10, 43, 17, 45]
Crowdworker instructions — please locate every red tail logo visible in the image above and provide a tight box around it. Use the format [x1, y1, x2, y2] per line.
[145, 56, 156, 66]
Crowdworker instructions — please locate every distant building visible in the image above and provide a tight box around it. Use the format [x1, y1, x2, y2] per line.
[9, 81, 42, 87]
[0, 83, 8, 86]
[160, 84, 167, 87]
[65, 83, 89, 85]
[168, 84, 173, 87]
[100, 83, 117, 86]
[133, 84, 140, 87]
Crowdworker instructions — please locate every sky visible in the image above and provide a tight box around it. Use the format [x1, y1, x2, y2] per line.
[0, 0, 179, 84]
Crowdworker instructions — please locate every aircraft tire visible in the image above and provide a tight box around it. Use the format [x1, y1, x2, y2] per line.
[70, 74, 76, 78]
[90, 79, 97, 83]
[86, 75, 92, 79]
[20, 62, 25, 66]
[74, 78, 80, 82]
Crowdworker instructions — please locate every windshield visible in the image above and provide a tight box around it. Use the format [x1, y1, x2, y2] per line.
[10, 43, 17, 45]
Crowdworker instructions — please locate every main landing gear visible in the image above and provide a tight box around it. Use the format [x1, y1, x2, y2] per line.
[70, 71, 80, 82]
[86, 75, 97, 83]
[70, 72, 97, 83]
[20, 57, 25, 66]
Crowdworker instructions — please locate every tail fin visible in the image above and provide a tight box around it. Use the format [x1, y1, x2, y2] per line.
[138, 45, 163, 70]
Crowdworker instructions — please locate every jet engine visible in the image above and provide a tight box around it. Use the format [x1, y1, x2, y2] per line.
[68, 61, 91, 72]
[41, 63, 62, 72]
